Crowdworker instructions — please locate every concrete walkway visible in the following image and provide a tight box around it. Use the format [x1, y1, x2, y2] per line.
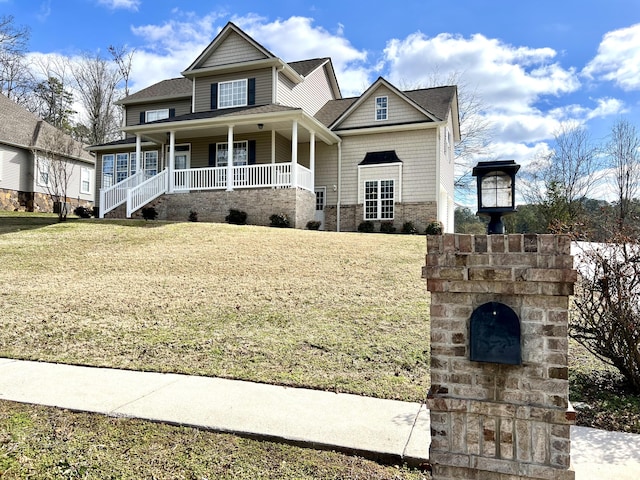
[1, 358, 639, 479]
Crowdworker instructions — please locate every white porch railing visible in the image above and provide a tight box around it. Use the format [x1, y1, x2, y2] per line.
[99, 172, 145, 218]
[100, 162, 313, 218]
[126, 169, 168, 217]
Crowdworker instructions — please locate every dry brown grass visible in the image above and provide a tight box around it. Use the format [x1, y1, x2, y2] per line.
[0, 214, 430, 402]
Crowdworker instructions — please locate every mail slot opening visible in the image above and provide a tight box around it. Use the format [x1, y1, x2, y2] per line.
[469, 302, 521, 365]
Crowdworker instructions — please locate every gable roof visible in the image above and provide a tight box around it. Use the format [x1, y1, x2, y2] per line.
[404, 86, 458, 127]
[314, 98, 358, 127]
[288, 58, 330, 76]
[0, 93, 93, 164]
[116, 78, 192, 105]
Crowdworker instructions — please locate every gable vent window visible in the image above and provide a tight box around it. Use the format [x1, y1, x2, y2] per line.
[375, 96, 388, 121]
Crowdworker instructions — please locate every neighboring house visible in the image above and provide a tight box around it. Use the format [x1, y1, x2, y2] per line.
[89, 22, 459, 232]
[0, 93, 95, 213]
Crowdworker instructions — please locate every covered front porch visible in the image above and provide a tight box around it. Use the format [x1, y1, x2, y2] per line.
[98, 107, 339, 220]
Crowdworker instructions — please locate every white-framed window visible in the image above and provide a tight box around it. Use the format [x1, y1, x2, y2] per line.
[375, 96, 388, 121]
[80, 167, 91, 194]
[216, 141, 248, 167]
[145, 109, 169, 122]
[37, 157, 50, 186]
[130, 153, 137, 175]
[116, 153, 129, 183]
[364, 179, 394, 220]
[219, 79, 247, 109]
[102, 154, 114, 188]
[144, 151, 158, 177]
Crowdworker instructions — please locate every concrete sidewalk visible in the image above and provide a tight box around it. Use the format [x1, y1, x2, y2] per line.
[1, 358, 639, 479]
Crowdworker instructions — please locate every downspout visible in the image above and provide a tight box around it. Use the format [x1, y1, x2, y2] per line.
[337, 140, 342, 232]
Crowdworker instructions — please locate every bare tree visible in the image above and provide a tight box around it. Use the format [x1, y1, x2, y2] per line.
[521, 122, 602, 232]
[606, 118, 640, 230]
[108, 44, 135, 138]
[34, 126, 84, 221]
[71, 52, 121, 145]
[0, 15, 33, 106]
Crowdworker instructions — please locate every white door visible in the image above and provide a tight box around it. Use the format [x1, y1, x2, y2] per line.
[169, 145, 191, 190]
[315, 187, 326, 230]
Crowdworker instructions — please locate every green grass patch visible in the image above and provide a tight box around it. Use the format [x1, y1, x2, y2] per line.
[0, 401, 428, 479]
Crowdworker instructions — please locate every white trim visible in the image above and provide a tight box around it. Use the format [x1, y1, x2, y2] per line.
[36, 156, 50, 187]
[363, 178, 395, 221]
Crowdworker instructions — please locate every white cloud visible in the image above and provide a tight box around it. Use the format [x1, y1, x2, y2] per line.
[97, 0, 140, 10]
[382, 32, 580, 115]
[583, 23, 640, 91]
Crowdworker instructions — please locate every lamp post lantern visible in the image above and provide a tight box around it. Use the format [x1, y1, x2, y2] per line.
[472, 160, 520, 234]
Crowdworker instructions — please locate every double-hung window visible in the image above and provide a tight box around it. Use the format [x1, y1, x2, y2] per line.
[102, 154, 114, 188]
[116, 153, 129, 183]
[364, 180, 394, 220]
[80, 167, 91, 194]
[216, 141, 248, 167]
[219, 79, 248, 108]
[144, 151, 158, 177]
[38, 158, 50, 186]
[375, 96, 388, 121]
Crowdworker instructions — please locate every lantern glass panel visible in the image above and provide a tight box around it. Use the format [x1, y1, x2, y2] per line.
[481, 171, 512, 208]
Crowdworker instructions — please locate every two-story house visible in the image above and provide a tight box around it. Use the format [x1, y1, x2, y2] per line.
[89, 22, 459, 232]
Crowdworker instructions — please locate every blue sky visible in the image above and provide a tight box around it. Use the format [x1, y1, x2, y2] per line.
[3, 0, 640, 195]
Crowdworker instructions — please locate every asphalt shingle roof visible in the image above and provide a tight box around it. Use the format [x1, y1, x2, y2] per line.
[117, 78, 193, 105]
[288, 58, 329, 77]
[0, 93, 93, 163]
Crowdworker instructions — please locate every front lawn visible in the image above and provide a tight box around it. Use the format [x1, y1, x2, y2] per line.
[0, 213, 430, 402]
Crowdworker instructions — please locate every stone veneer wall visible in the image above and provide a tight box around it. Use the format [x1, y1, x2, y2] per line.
[0, 188, 92, 213]
[106, 187, 315, 229]
[424, 234, 576, 480]
[324, 201, 437, 232]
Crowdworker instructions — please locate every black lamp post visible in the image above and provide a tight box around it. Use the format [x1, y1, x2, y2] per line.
[472, 160, 520, 234]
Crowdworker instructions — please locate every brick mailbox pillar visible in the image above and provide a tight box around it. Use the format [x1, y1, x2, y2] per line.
[424, 234, 577, 480]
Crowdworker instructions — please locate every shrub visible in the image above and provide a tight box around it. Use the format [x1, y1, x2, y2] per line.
[401, 221, 418, 234]
[425, 220, 443, 235]
[380, 221, 396, 234]
[188, 210, 198, 222]
[74, 206, 93, 218]
[357, 221, 374, 233]
[572, 237, 640, 393]
[225, 209, 247, 225]
[269, 213, 290, 228]
[141, 206, 158, 221]
[306, 220, 321, 230]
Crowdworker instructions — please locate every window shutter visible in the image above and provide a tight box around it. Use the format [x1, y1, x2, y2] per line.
[139, 111, 146, 124]
[248, 140, 256, 165]
[248, 78, 256, 106]
[211, 83, 218, 110]
[169, 108, 176, 118]
[208, 144, 216, 166]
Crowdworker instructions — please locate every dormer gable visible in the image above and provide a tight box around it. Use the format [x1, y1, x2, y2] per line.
[331, 77, 440, 130]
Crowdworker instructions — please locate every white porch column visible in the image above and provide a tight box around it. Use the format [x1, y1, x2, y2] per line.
[309, 131, 316, 190]
[227, 125, 234, 191]
[291, 120, 298, 188]
[135, 134, 141, 175]
[168, 131, 175, 193]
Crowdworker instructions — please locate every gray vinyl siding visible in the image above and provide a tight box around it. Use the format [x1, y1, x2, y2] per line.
[0, 145, 31, 191]
[200, 31, 268, 68]
[338, 86, 428, 130]
[277, 64, 336, 116]
[194, 68, 272, 113]
[338, 129, 437, 206]
[126, 99, 192, 126]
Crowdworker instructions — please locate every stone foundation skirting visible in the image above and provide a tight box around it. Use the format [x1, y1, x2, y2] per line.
[324, 201, 438, 232]
[0, 188, 93, 213]
[106, 188, 316, 229]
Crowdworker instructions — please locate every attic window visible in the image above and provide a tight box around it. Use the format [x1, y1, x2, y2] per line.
[359, 151, 402, 166]
[375, 96, 388, 121]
